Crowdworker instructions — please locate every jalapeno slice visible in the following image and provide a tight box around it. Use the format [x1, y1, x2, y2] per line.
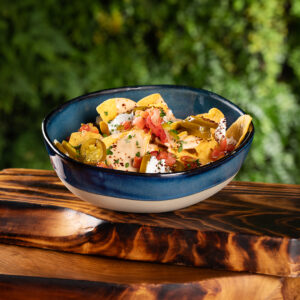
[139, 154, 151, 173]
[80, 138, 106, 164]
[99, 121, 110, 136]
[186, 116, 218, 128]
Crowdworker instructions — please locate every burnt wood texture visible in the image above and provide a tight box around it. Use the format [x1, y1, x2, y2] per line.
[1, 243, 299, 300]
[0, 168, 299, 278]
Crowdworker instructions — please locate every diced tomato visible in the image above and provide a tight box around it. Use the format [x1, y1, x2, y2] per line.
[141, 110, 149, 119]
[180, 156, 200, 170]
[210, 138, 236, 161]
[157, 151, 167, 160]
[150, 151, 159, 157]
[133, 116, 146, 129]
[132, 156, 142, 169]
[133, 108, 168, 143]
[226, 143, 235, 152]
[96, 162, 113, 169]
[159, 129, 168, 144]
[180, 156, 196, 163]
[145, 115, 168, 143]
[157, 151, 176, 166]
[79, 124, 90, 132]
[79, 123, 99, 134]
[122, 121, 132, 130]
[149, 108, 162, 126]
[219, 138, 227, 152]
[210, 147, 223, 161]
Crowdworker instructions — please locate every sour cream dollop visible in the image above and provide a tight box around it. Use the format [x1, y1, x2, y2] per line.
[146, 156, 170, 173]
[108, 112, 133, 134]
[214, 118, 227, 143]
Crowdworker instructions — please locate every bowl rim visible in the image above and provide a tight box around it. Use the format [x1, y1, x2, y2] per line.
[42, 84, 254, 178]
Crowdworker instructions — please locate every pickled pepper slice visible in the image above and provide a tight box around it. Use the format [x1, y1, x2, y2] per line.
[139, 154, 151, 173]
[80, 138, 106, 164]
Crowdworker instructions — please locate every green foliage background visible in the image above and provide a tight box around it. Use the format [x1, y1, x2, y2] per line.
[1, 0, 299, 183]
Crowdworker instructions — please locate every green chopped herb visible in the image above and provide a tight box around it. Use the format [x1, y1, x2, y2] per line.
[178, 142, 183, 153]
[104, 111, 108, 116]
[125, 162, 129, 168]
[106, 146, 113, 155]
[160, 109, 166, 117]
[169, 129, 179, 140]
[103, 133, 108, 137]
[105, 160, 109, 166]
[170, 129, 179, 134]
[136, 151, 141, 157]
[136, 141, 141, 148]
[114, 159, 119, 164]
[167, 121, 173, 125]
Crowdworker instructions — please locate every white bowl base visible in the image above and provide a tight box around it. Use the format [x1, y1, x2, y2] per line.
[61, 174, 236, 213]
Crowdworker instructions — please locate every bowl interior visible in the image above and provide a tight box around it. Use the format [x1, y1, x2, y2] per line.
[45, 85, 245, 143]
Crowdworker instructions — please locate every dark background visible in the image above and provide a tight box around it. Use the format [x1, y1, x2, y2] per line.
[1, 0, 299, 183]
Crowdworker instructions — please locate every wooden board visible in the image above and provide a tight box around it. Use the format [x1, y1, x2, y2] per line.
[0, 168, 299, 277]
[0, 243, 299, 300]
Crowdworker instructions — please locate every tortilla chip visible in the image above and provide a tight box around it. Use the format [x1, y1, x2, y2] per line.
[69, 131, 102, 147]
[96, 98, 136, 123]
[96, 98, 118, 123]
[170, 149, 199, 160]
[195, 139, 218, 165]
[198, 108, 224, 123]
[115, 98, 136, 114]
[137, 93, 169, 111]
[104, 129, 151, 172]
[101, 132, 127, 148]
[226, 114, 252, 148]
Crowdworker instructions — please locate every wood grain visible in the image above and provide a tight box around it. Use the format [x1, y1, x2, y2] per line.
[0, 244, 299, 300]
[0, 168, 299, 277]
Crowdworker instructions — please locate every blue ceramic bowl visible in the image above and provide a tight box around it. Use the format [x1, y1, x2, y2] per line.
[42, 85, 254, 213]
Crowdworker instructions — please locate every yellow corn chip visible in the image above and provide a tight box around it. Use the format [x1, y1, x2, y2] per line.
[104, 129, 151, 172]
[195, 139, 218, 165]
[101, 132, 127, 148]
[96, 98, 118, 123]
[137, 93, 169, 111]
[170, 149, 198, 160]
[226, 114, 252, 148]
[69, 131, 102, 147]
[178, 131, 188, 138]
[96, 98, 136, 123]
[198, 108, 224, 123]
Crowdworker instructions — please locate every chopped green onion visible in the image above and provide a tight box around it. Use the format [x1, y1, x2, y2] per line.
[178, 142, 183, 153]
[160, 109, 166, 117]
[106, 146, 113, 155]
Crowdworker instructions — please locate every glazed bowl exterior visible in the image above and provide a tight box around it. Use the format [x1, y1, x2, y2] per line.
[42, 85, 254, 213]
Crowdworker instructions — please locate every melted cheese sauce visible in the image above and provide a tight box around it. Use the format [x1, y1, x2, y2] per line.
[116, 99, 136, 114]
[106, 130, 151, 171]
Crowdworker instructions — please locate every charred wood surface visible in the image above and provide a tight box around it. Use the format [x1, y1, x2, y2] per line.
[0, 168, 299, 278]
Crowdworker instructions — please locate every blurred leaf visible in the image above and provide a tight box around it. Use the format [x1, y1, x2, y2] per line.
[0, 0, 299, 184]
